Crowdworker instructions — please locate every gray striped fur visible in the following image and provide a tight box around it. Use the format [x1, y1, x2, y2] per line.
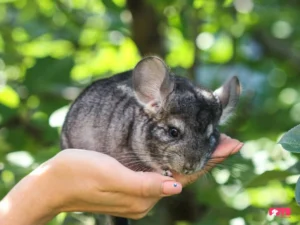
[61, 56, 240, 175]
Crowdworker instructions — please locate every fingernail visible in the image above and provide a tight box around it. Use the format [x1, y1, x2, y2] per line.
[162, 181, 182, 195]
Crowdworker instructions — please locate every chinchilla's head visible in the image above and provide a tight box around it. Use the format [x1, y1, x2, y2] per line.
[132, 56, 241, 175]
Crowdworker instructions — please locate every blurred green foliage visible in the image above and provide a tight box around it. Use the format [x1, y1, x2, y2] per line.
[1, 0, 300, 224]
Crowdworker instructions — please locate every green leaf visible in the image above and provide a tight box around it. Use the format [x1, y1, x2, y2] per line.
[296, 176, 300, 205]
[279, 125, 300, 153]
[245, 170, 293, 188]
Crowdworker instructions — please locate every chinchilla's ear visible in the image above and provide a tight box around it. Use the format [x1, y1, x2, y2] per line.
[213, 76, 241, 124]
[133, 56, 174, 115]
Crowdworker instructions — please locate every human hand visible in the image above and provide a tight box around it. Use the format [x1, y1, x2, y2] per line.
[0, 149, 183, 225]
[48, 134, 242, 218]
[173, 134, 243, 186]
[48, 149, 182, 219]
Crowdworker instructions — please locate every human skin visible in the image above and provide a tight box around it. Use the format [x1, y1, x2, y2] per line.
[0, 134, 242, 225]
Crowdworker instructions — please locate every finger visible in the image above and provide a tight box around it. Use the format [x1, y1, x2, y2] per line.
[113, 170, 182, 197]
[211, 134, 243, 162]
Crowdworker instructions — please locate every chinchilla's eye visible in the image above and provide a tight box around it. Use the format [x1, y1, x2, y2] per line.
[169, 127, 180, 138]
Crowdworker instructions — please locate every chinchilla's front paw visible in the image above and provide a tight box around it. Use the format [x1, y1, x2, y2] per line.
[162, 170, 173, 177]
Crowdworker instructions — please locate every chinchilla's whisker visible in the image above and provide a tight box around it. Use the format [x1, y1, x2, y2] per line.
[206, 163, 227, 169]
[205, 161, 235, 169]
[204, 162, 218, 167]
[204, 160, 248, 180]
[207, 158, 240, 165]
[195, 169, 215, 183]
[213, 161, 244, 170]
[206, 157, 242, 168]
[200, 170, 213, 182]
[206, 159, 227, 166]
[202, 172, 209, 182]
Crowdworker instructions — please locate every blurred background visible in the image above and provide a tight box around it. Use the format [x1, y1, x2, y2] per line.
[0, 0, 300, 224]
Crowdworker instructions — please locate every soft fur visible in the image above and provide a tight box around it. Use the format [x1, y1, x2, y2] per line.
[61, 56, 240, 176]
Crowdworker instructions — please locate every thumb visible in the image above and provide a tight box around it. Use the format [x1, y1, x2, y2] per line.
[122, 172, 182, 197]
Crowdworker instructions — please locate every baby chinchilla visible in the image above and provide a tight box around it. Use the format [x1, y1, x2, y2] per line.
[61, 56, 241, 176]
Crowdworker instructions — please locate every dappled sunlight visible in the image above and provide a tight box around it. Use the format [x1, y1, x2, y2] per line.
[212, 168, 230, 184]
[279, 88, 298, 105]
[196, 32, 215, 51]
[219, 184, 250, 209]
[241, 138, 297, 174]
[234, 0, 253, 14]
[231, 192, 250, 210]
[166, 28, 195, 68]
[71, 38, 140, 81]
[18, 35, 74, 58]
[230, 217, 246, 225]
[6, 151, 34, 168]
[272, 21, 293, 39]
[49, 106, 69, 128]
[247, 183, 291, 207]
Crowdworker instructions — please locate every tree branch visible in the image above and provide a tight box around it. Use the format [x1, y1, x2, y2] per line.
[126, 0, 165, 57]
[255, 30, 300, 72]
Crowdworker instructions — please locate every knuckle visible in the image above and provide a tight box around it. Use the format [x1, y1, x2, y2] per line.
[139, 178, 150, 197]
[140, 176, 157, 197]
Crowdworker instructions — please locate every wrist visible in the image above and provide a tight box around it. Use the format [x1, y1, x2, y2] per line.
[0, 160, 63, 225]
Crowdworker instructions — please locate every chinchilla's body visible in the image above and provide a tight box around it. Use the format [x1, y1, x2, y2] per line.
[61, 56, 240, 176]
[61, 57, 240, 225]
